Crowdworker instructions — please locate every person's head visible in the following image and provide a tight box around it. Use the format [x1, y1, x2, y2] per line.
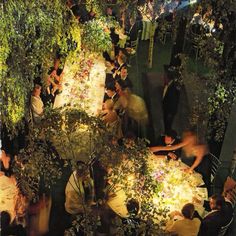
[209, 194, 225, 210]
[182, 129, 198, 146]
[106, 7, 113, 16]
[32, 84, 42, 97]
[164, 130, 177, 145]
[103, 99, 114, 110]
[115, 79, 128, 91]
[127, 199, 139, 216]
[118, 49, 126, 58]
[118, 54, 127, 65]
[0, 211, 11, 229]
[0, 149, 6, 159]
[76, 161, 90, 180]
[181, 203, 195, 219]
[110, 27, 115, 33]
[105, 82, 116, 98]
[120, 67, 128, 78]
[196, 5, 202, 14]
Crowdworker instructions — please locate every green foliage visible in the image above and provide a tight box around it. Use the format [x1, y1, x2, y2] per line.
[0, 0, 80, 137]
[82, 18, 112, 53]
[13, 139, 62, 201]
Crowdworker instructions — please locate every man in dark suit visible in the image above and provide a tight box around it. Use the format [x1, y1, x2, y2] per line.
[162, 65, 180, 133]
[198, 194, 233, 236]
[154, 129, 181, 159]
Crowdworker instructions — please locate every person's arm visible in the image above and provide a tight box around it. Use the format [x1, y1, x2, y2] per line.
[150, 140, 187, 153]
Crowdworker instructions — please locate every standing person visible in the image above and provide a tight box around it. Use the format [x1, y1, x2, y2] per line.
[162, 64, 180, 133]
[150, 130, 211, 194]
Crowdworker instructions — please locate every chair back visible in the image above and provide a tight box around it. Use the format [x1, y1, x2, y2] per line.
[209, 153, 222, 182]
[226, 187, 236, 208]
[230, 149, 236, 176]
[130, 30, 142, 52]
[218, 217, 234, 236]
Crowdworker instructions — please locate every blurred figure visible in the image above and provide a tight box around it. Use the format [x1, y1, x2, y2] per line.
[150, 130, 211, 193]
[28, 193, 52, 236]
[162, 65, 180, 133]
[100, 99, 123, 139]
[0, 150, 11, 177]
[1, 211, 27, 236]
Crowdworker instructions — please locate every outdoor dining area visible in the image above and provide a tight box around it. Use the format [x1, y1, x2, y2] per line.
[1, 0, 236, 236]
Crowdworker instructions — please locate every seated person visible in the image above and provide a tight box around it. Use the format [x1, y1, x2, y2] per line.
[154, 129, 181, 159]
[30, 84, 44, 124]
[104, 82, 119, 104]
[46, 67, 63, 97]
[197, 194, 233, 236]
[100, 99, 123, 139]
[65, 161, 95, 215]
[112, 54, 127, 78]
[166, 203, 201, 236]
[114, 66, 133, 89]
[0, 211, 26, 236]
[190, 5, 203, 25]
[123, 199, 141, 236]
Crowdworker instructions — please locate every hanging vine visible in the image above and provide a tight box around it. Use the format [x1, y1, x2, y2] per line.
[0, 0, 81, 137]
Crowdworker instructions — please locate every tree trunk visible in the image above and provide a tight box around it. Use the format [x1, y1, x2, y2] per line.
[148, 22, 156, 68]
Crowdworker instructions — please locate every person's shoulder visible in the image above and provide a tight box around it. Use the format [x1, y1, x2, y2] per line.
[193, 217, 201, 225]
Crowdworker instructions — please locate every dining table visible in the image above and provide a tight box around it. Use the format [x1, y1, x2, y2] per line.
[107, 154, 208, 226]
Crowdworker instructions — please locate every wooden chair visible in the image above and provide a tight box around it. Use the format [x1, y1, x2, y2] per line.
[209, 152, 222, 183]
[126, 30, 142, 65]
[184, 23, 203, 60]
[229, 149, 236, 177]
[209, 153, 222, 193]
[225, 187, 236, 208]
[161, 22, 173, 44]
[218, 217, 234, 236]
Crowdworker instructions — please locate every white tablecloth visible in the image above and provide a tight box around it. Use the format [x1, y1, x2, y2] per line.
[0, 175, 18, 221]
[107, 155, 208, 221]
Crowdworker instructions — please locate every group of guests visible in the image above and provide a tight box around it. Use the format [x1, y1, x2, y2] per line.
[190, 4, 223, 38]
[102, 47, 148, 138]
[30, 57, 64, 125]
[150, 129, 211, 194]
[166, 193, 233, 236]
[0, 150, 28, 235]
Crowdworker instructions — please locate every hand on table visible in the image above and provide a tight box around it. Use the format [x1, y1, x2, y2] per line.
[183, 168, 193, 174]
[167, 152, 177, 160]
[192, 196, 202, 205]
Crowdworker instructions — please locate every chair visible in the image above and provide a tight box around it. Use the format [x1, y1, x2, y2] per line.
[125, 30, 142, 65]
[209, 152, 222, 183]
[226, 187, 236, 208]
[218, 217, 234, 236]
[161, 22, 173, 44]
[184, 23, 203, 60]
[229, 149, 236, 176]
